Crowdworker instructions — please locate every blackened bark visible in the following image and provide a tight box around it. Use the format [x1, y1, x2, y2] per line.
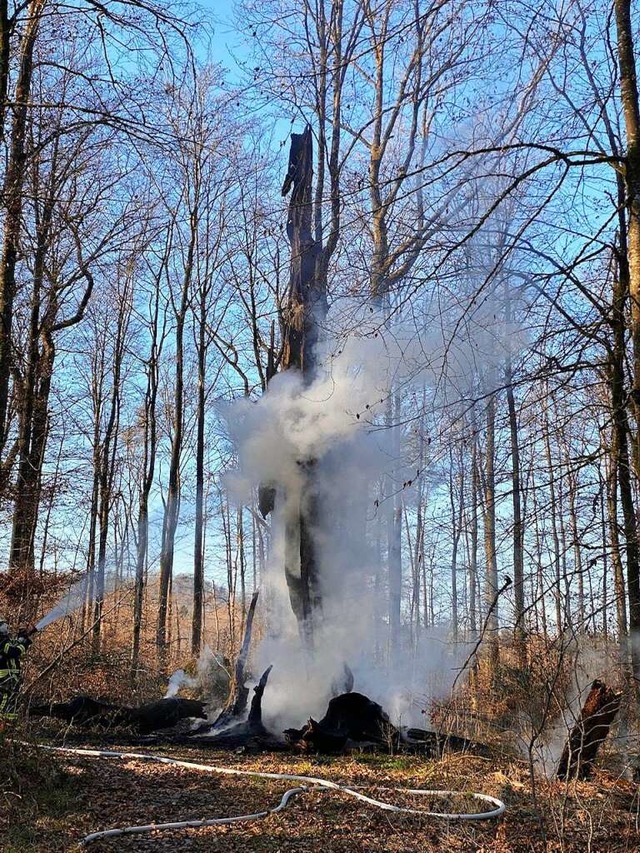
[211, 590, 259, 728]
[279, 127, 327, 641]
[280, 126, 325, 378]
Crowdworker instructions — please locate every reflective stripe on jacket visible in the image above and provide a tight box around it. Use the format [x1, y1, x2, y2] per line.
[0, 638, 28, 680]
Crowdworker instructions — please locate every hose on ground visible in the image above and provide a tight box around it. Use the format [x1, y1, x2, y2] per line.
[38, 744, 507, 845]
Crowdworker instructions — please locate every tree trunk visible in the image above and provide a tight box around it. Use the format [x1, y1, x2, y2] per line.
[0, 0, 46, 456]
[92, 282, 128, 653]
[279, 126, 326, 644]
[506, 360, 525, 664]
[543, 394, 564, 634]
[469, 425, 479, 638]
[557, 680, 621, 781]
[606, 238, 635, 689]
[132, 319, 160, 675]
[192, 286, 207, 655]
[156, 203, 196, 667]
[448, 446, 463, 644]
[482, 390, 499, 678]
[615, 0, 640, 687]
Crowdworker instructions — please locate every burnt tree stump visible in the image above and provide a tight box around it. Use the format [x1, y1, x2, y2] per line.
[182, 665, 285, 750]
[557, 679, 621, 780]
[209, 590, 259, 729]
[284, 692, 398, 752]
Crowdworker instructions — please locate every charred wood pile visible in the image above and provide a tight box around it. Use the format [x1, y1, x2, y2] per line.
[284, 692, 487, 757]
[284, 692, 397, 753]
[28, 596, 485, 756]
[30, 679, 486, 758]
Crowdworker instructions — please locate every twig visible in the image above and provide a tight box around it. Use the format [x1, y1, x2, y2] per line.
[451, 576, 513, 695]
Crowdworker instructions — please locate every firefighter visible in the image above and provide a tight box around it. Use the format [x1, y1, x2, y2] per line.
[0, 618, 36, 730]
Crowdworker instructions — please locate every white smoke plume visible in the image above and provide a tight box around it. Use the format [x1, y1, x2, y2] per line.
[164, 668, 198, 699]
[164, 648, 231, 705]
[222, 305, 469, 729]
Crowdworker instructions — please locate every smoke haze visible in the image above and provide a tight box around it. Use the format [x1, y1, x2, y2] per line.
[223, 306, 468, 728]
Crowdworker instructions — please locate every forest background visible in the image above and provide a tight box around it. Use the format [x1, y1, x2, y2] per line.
[1, 0, 640, 767]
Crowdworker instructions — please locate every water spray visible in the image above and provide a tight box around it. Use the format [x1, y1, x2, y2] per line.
[34, 575, 90, 632]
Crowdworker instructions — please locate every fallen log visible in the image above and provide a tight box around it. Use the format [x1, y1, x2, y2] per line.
[557, 679, 621, 781]
[30, 696, 122, 726]
[130, 698, 208, 734]
[29, 696, 207, 733]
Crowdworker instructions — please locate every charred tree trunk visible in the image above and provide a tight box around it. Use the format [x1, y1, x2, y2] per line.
[281, 125, 324, 379]
[279, 126, 327, 644]
[186, 665, 280, 749]
[557, 680, 621, 781]
[211, 590, 259, 728]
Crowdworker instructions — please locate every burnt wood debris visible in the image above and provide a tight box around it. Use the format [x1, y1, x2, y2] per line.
[29, 696, 207, 734]
[28, 591, 485, 755]
[31, 684, 486, 757]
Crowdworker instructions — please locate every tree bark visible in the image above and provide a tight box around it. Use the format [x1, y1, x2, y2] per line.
[92, 278, 129, 653]
[192, 280, 207, 655]
[482, 389, 499, 677]
[0, 0, 46, 456]
[557, 680, 621, 781]
[132, 278, 162, 675]
[280, 126, 326, 643]
[156, 195, 197, 668]
[506, 356, 525, 664]
[615, 0, 640, 686]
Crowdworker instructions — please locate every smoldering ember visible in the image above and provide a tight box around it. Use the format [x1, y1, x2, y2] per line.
[1, 2, 640, 852]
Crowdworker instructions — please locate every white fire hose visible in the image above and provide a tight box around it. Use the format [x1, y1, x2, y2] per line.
[36, 744, 506, 846]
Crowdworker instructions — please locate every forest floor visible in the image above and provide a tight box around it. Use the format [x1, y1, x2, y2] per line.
[2, 732, 639, 852]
